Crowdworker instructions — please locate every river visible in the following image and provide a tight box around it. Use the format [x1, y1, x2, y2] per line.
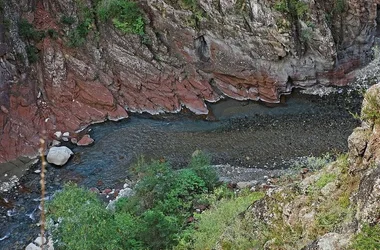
[0, 89, 361, 249]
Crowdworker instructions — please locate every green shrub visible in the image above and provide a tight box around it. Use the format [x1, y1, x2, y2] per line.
[18, 19, 45, 41]
[47, 29, 59, 39]
[47, 183, 120, 250]
[274, 0, 308, 19]
[180, 0, 198, 9]
[97, 0, 145, 35]
[67, 29, 87, 47]
[334, 0, 346, 14]
[292, 154, 333, 173]
[62, 1, 95, 47]
[315, 173, 336, 189]
[140, 209, 181, 249]
[361, 88, 380, 123]
[317, 208, 345, 231]
[60, 15, 75, 26]
[113, 213, 144, 249]
[26, 45, 39, 63]
[177, 191, 264, 249]
[352, 224, 380, 250]
[188, 151, 219, 191]
[48, 153, 222, 250]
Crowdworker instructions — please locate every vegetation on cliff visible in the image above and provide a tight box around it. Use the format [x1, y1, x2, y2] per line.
[97, 0, 145, 35]
[47, 152, 262, 249]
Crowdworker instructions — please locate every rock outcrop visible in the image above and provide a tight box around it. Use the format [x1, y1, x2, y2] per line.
[1, 0, 380, 162]
[215, 83, 380, 249]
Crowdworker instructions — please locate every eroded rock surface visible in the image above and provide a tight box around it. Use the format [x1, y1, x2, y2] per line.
[215, 84, 380, 249]
[1, 0, 379, 162]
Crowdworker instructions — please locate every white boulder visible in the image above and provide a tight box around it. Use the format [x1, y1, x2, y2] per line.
[47, 146, 73, 166]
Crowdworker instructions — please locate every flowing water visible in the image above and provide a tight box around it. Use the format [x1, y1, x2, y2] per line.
[0, 90, 361, 249]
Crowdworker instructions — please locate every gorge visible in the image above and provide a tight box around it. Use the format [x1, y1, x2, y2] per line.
[0, 0, 379, 162]
[1, 0, 380, 249]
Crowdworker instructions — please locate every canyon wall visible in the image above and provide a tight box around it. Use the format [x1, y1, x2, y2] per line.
[0, 0, 379, 162]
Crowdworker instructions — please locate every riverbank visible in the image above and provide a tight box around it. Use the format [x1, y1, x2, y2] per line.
[0, 89, 361, 249]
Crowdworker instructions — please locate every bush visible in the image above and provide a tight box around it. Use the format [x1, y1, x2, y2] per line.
[60, 15, 75, 26]
[361, 88, 380, 123]
[176, 191, 264, 249]
[26, 45, 39, 63]
[315, 173, 337, 189]
[47, 183, 121, 250]
[18, 19, 45, 42]
[351, 224, 380, 250]
[62, 1, 95, 47]
[47, 29, 59, 39]
[189, 151, 219, 191]
[97, 0, 145, 35]
[48, 153, 221, 249]
[274, 0, 308, 19]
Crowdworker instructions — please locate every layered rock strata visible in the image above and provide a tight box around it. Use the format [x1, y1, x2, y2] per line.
[1, 0, 379, 162]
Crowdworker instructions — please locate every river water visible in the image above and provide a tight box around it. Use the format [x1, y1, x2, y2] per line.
[0, 90, 361, 249]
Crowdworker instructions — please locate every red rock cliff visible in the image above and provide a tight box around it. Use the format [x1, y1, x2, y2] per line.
[0, 0, 379, 162]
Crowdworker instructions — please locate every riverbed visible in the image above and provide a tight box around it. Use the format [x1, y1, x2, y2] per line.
[0, 89, 361, 249]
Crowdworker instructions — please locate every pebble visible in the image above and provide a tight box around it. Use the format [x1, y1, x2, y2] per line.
[25, 243, 39, 250]
[54, 131, 62, 140]
[34, 236, 46, 246]
[103, 188, 112, 194]
[237, 181, 253, 189]
[51, 140, 61, 146]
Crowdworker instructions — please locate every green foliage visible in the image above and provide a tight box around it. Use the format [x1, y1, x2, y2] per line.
[301, 26, 313, 42]
[177, 191, 264, 249]
[47, 29, 59, 39]
[317, 207, 346, 231]
[113, 213, 144, 249]
[352, 224, 380, 250]
[189, 151, 219, 191]
[168, 0, 205, 28]
[63, 1, 95, 47]
[315, 173, 337, 189]
[274, 0, 308, 19]
[47, 183, 123, 250]
[334, 0, 346, 14]
[26, 45, 39, 63]
[361, 88, 380, 123]
[67, 29, 87, 47]
[180, 0, 198, 9]
[18, 19, 45, 42]
[139, 209, 181, 249]
[48, 153, 221, 249]
[97, 0, 145, 35]
[291, 154, 333, 174]
[60, 15, 75, 26]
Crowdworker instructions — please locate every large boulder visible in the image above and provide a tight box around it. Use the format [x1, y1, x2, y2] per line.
[46, 146, 73, 166]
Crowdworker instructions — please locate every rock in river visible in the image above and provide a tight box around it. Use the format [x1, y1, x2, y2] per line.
[46, 146, 73, 166]
[77, 134, 94, 146]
